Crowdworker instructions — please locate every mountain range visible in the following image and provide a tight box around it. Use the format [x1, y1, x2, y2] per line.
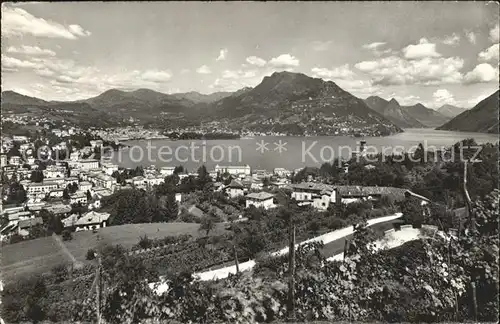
[1, 71, 402, 136]
[364, 96, 452, 128]
[436, 104, 467, 118]
[3, 71, 494, 136]
[437, 91, 499, 134]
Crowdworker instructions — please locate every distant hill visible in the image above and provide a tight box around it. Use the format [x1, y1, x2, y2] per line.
[1, 90, 49, 106]
[205, 71, 402, 135]
[171, 91, 233, 104]
[364, 96, 425, 128]
[1, 72, 404, 135]
[437, 91, 499, 134]
[404, 103, 450, 128]
[437, 104, 468, 118]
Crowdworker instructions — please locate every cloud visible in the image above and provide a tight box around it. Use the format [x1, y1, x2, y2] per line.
[311, 40, 332, 51]
[355, 55, 464, 86]
[216, 48, 228, 61]
[402, 38, 441, 59]
[68, 24, 91, 37]
[311, 65, 356, 80]
[311, 64, 377, 96]
[442, 33, 460, 46]
[465, 30, 477, 44]
[464, 63, 499, 84]
[1, 54, 177, 100]
[362, 42, 386, 50]
[140, 70, 172, 82]
[478, 44, 499, 62]
[489, 24, 499, 43]
[432, 89, 456, 106]
[196, 65, 212, 74]
[222, 69, 257, 79]
[246, 56, 267, 67]
[209, 68, 262, 91]
[6, 45, 56, 56]
[1, 54, 42, 69]
[180, 69, 190, 74]
[1, 6, 91, 39]
[268, 54, 299, 69]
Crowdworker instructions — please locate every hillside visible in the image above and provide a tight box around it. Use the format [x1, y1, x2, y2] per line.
[206, 71, 402, 135]
[404, 103, 450, 128]
[1, 90, 49, 106]
[171, 91, 233, 104]
[1, 72, 403, 135]
[437, 91, 499, 133]
[364, 96, 425, 128]
[437, 104, 468, 118]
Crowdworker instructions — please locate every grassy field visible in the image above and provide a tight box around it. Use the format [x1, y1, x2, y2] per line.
[0, 222, 226, 283]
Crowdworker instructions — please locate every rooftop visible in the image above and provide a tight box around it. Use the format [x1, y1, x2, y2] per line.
[246, 192, 274, 200]
[75, 211, 110, 226]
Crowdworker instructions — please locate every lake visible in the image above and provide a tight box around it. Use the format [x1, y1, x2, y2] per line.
[108, 128, 499, 171]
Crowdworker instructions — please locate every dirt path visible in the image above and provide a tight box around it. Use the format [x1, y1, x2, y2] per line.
[52, 233, 83, 269]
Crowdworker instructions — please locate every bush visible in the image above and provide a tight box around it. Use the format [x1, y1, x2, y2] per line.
[9, 233, 24, 244]
[138, 235, 152, 249]
[51, 264, 68, 283]
[62, 229, 72, 241]
[86, 248, 96, 260]
[327, 218, 347, 230]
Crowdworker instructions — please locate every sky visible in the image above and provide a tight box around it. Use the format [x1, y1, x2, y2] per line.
[1, 2, 499, 108]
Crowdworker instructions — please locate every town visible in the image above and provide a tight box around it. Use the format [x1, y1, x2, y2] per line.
[1, 2, 499, 324]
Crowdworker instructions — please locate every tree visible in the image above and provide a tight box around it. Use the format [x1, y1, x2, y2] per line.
[164, 193, 179, 221]
[86, 189, 92, 201]
[174, 165, 184, 174]
[5, 182, 27, 205]
[62, 229, 72, 241]
[86, 248, 96, 260]
[199, 216, 216, 236]
[30, 170, 44, 183]
[197, 165, 211, 187]
[63, 188, 70, 200]
[25, 276, 47, 324]
[46, 214, 63, 235]
[400, 196, 424, 227]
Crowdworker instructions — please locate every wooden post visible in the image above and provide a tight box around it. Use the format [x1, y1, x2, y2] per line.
[287, 221, 296, 321]
[343, 239, 350, 261]
[96, 255, 102, 324]
[462, 161, 476, 231]
[470, 281, 478, 322]
[233, 244, 240, 273]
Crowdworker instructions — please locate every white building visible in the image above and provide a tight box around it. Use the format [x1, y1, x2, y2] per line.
[290, 182, 338, 211]
[79, 181, 93, 192]
[102, 162, 119, 176]
[74, 211, 110, 231]
[8, 156, 21, 166]
[70, 191, 88, 205]
[12, 135, 28, 143]
[245, 192, 275, 210]
[48, 189, 65, 198]
[79, 159, 100, 170]
[70, 151, 80, 161]
[43, 165, 66, 178]
[274, 168, 292, 177]
[26, 182, 59, 195]
[215, 164, 251, 176]
[92, 173, 116, 189]
[160, 166, 176, 176]
[0, 154, 7, 167]
[90, 140, 103, 148]
[226, 179, 245, 198]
